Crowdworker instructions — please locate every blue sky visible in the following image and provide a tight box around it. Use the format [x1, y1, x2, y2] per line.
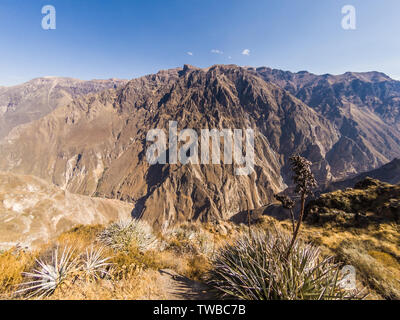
[1, 0, 400, 86]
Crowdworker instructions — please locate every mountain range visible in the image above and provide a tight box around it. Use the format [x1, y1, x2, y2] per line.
[1, 64, 400, 231]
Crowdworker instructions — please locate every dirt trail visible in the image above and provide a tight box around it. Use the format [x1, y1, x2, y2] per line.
[156, 269, 217, 300]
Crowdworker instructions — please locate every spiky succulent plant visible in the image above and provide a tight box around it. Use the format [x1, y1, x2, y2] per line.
[208, 229, 361, 300]
[81, 246, 112, 280]
[17, 246, 77, 298]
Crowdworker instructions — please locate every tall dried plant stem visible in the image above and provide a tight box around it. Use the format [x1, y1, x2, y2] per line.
[246, 199, 251, 237]
[289, 209, 295, 233]
[287, 193, 305, 256]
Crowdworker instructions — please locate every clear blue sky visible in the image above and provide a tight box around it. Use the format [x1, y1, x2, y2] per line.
[1, 0, 400, 86]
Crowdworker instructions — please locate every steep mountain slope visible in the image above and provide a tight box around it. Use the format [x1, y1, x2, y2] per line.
[0, 172, 133, 250]
[254, 68, 400, 179]
[0, 77, 127, 139]
[0, 65, 339, 229]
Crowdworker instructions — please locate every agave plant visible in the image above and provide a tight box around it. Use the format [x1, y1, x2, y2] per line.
[17, 246, 77, 299]
[97, 219, 158, 252]
[208, 229, 361, 300]
[81, 246, 112, 281]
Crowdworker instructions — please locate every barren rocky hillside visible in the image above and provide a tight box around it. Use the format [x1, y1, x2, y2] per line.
[0, 172, 133, 250]
[324, 158, 400, 192]
[0, 77, 127, 139]
[1, 64, 400, 229]
[254, 67, 400, 178]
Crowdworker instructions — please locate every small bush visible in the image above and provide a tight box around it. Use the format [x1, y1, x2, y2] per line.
[109, 247, 176, 279]
[186, 255, 211, 281]
[208, 229, 358, 300]
[97, 219, 157, 252]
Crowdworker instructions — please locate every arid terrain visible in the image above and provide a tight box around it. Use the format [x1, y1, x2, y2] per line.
[1, 64, 400, 300]
[2, 65, 400, 229]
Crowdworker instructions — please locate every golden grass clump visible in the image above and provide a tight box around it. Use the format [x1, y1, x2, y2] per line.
[57, 225, 104, 251]
[336, 241, 400, 300]
[0, 249, 37, 295]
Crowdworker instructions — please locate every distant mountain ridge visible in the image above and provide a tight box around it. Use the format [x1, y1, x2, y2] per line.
[253, 67, 400, 179]
[0, 77, 128, 139]
[324, 158, 400, 192]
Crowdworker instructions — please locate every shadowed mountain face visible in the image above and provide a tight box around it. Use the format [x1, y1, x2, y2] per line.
[0, 64, 399, 229]
[0, 77, 128, 139]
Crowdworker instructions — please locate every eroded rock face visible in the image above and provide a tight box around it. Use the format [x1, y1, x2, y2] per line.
[0, 77, 127, 139]
[1, 64, 399, 229]
[0, 65, 340, 229]
[322, 158, 400, 192]
[255, 68, 400, 179]
[0, 172, 133, 249]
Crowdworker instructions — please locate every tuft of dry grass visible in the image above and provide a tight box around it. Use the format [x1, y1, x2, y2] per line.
[47, 269, 168, 300]
[0, 249, 37, 296]
[185, 255, 211, 281]
[336, 241, 400, 299]
[57, 225, 104, 252]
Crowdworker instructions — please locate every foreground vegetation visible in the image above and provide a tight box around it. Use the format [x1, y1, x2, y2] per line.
[0, 221, 225, 300]
[208, 229, 357, 300]
[0, 162, 399, 300]
[0, 213, 398, 300]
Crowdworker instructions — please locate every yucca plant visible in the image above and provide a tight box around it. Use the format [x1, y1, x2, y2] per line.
[81, 246, 112, 281]
[97, 219, 158, 252]
[17, 246, 77, 299]
[208, 229, 360, 300]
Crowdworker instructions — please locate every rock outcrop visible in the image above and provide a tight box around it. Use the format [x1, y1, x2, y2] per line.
[306, 178, 400, 226]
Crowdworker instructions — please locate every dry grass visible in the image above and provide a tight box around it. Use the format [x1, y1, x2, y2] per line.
[0, 249, 37, 296]
[337, 241, 400, 299]
[257, 216, 400, 300]
[2, 222, 215, 300]
[47, 269, 168, 300]
[185, 255, 211, 281]
[56, 225, 104, 251]
[2, 216, 399, 300]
